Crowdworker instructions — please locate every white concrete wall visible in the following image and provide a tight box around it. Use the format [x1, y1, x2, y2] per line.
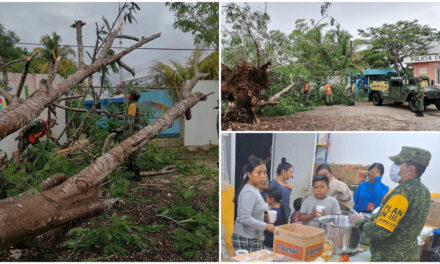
[184, 80, 219, 146]
[326, 133, 440, 194]
[0, 73, 67, 158]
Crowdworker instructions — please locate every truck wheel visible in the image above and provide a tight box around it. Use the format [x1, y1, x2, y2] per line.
[436, 103, 440, 110]
[409, 96, 418, 113]
[372, 93, 383, 106]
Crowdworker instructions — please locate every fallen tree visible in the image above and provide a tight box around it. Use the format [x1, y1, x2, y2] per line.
[0, 89, 211, 249]
[0, 17, 160, 140]
[222, 62, 293, 124]
[0, 4, 214, 249]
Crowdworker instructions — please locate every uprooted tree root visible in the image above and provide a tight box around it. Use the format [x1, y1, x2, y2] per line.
[221, 61, 271, 124]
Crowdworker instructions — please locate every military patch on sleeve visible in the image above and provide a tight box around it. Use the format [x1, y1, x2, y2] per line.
[375, 194, 408, 232]
[128, 103, 136, 117]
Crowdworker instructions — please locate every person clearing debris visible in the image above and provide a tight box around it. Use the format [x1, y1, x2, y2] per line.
[325, 83, 333, 106]
[124, 90, 146, 181]
[15, 118, 57, 156]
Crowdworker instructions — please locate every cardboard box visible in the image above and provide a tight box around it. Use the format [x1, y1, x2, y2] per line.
[314, 163, 369, 185]
[273, 223, 325, 261]
[425, 197, 440, 228]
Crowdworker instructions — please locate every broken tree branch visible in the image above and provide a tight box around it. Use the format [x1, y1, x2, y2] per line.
[55, 91, 89, 144]
[265, 82, 294, 104]
[102, 16, 111, 32]
[55, 94, 88, 103]
[52, 102, 113, 116]
[16, 53, 38, 98]
[98, 19, 124, 60]
[39, 173, 69, 191]
[115, 35, 139, 41]
[158, 215, 185, 227]
[140, 165, 175, 177]
[74, 141, 97, 159]
[117, 59, 135, 77]
[0, 32, 161, 140]
[71, 20, 86, 69]
[101, 132, 116, 155]
[47, 56, 61, 86]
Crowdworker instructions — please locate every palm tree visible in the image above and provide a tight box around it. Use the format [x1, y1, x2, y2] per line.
[33, 32, 76, 77]
[325, 27, 368, 84]
[151, 50, 219, 102]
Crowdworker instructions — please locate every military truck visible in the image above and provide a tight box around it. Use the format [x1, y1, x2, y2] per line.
[369, 76, 440, 112]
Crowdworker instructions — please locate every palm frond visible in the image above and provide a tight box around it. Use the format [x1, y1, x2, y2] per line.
[141, 100, 170, 113]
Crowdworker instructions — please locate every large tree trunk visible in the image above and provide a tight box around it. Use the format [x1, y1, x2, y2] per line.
[0, 91, 210, 249]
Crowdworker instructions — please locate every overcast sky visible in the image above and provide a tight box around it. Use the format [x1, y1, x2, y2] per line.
[222, 2, 440, 39]
[0, 2, 202, 85]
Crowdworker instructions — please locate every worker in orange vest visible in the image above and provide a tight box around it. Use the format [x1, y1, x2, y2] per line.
[303, 82, 311, 106]
[325, 83, 333, 106]
[16, 118, 57, 155]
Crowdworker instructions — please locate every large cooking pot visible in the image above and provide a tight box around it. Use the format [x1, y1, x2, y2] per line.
[318, 215, 361, 254]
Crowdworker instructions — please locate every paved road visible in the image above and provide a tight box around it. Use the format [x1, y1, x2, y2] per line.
[223, 101, 440, 131]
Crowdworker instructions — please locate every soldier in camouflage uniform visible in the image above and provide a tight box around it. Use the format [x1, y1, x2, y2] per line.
[349, 146, 431, 262]
[16, 118, 57, 155]
[415, 77, 425, 117]
[348, 81, 355, 106]
[124, 90, 145, 181]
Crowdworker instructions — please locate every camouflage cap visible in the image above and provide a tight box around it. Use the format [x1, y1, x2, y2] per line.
[49, 118, 58, 125]
[389, 146, 431, 167]
[130, 90, 141, 98]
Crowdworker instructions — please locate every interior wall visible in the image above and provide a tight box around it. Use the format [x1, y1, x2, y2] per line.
[327, 133, 440, 193]
[272, 133, 317, 210]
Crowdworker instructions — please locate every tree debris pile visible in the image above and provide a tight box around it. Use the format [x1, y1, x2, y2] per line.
[221, 61, 271, 124]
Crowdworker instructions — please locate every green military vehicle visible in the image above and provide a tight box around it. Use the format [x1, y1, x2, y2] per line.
[369, 76, 440, 112]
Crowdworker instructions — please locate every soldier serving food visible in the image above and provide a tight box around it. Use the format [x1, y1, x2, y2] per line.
[349, 146, 431, 262]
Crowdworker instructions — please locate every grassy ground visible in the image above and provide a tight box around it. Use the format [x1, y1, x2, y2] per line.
[0, 144, 219, 262]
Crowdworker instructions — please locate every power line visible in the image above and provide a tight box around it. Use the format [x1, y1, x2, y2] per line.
[17, 42, 216, 51]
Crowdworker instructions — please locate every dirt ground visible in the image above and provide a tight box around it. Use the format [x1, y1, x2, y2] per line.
[0, 146, 219, 262]
[222, 101, 440, 131]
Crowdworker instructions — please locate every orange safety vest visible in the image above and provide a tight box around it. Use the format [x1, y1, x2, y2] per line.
[325, 84, 332, 94]
[303, 83, 310, 92]
[28, 120, 47, 143]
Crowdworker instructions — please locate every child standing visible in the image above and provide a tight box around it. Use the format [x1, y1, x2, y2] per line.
[299, 175, 341, 228]
[263, 188, 287, 250]
[290, 198, 303, 224]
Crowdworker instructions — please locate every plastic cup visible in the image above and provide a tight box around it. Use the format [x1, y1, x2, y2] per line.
[316, 205, 325, 213]
[268, 210, 277, 223]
